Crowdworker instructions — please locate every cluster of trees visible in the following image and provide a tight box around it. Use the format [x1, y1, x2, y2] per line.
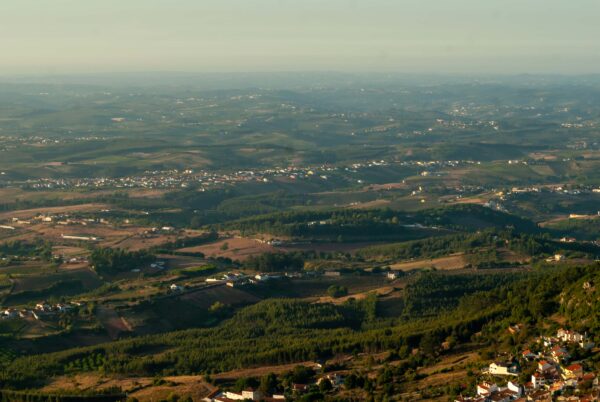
[465, 248, 508, 269]
[327, 285, 348, 298]
[546, 217, 600, 240]
[402, 271, 522, 317]
[3, 280, 85, 306]
[89, 248, 155, 276]
[243, 252, 304, 272]
[215, 191, 311, 219]
[414, 204, 539, 233]
[233, 365, 316, 396]
[220, 209, 426, 242]
[358, 228, 600, 262]
[356, 231, 503, 261]
[222, 204, 539, 242]
[0, 240, 53, 261]
[506, 232, 600, 257]
[174, 264, 217, 278]
[160, 188, 309, 227]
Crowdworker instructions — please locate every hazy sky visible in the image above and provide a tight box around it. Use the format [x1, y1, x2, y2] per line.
[1, 0, 599, 75]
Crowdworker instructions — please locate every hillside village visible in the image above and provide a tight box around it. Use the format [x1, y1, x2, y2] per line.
[457, 328, 599, 402]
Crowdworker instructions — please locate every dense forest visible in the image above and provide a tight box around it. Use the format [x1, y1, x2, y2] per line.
[89, 248, 155, 276]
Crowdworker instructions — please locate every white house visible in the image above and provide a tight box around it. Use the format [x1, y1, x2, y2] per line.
[532, 372, 545, 389]
[507, 380, 522, 397]
[489, 362, 510, 376]
[538, 360, 552, 372]
[557, 328, 585, 343]
[477, 382, 498, 396]
[488, 362, 518, 376]
[221, 389, 263, 401]
[387, 271, 402, 280]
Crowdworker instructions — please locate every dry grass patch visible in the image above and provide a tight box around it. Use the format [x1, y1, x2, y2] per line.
[390, 254, 466, 271]
[178, 236, 276, 261]
[0, 203, 110, 221]
[42, 374, 216, 402]
[213, 361, 321, 381]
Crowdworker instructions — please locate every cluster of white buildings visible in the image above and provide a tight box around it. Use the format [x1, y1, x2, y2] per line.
[3, 213, 112, 228]
[202, 270, 321, 290]
[496, 185, 600, 200]
[455, 380, 523, 402]
[1, 301, 85, 321]
[205, 389, 285, 402]
[2, 157, 507, 193]
[205, 272, 287, 288]
[4, 164, 336, 191]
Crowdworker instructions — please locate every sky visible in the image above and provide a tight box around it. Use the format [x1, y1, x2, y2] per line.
[1, 0, 599, 75]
